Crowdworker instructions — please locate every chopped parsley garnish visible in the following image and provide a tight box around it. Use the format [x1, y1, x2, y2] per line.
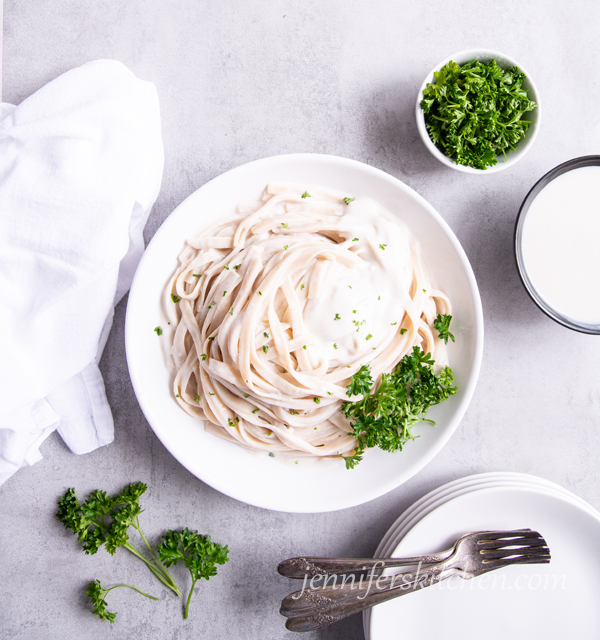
[223, 291, 227, 297]
[365, 334, 373, 341]
[258, 291, 262, 296]
[171, 294, 180, 303]
[283, 245, 289, 250]
[379, 244, 387, 250]
[194, 395, 200, 402]
[301, 284, 305, 290]
[313, 397, 321, 404]
[263, 332, 269, 338]
[224, 265, 229, 270]
[281, 222, 290, 228]
[334, 313, 341, 321]
[420, 59, 537, 170]
[341, 347, 457, 468]
[154, 326, 162, 336]
[269, 452, 275, 457]
[302, 345, 307, 350]
[252, 409, 259, 414]
[343, 197, 355, 205]
[433, 313, 455, 344]
[352, 238, 359, 242]
[262, 345, 268, 354]
[289, 409, 299, 415]
[301, 191, 311, 198]
[192, 274, 201, 278]
[229, 308, 233, 316]
[201, 354, 207, 361]
[333, 343, 338, 349]
[233, 265, 240, 271]
[400, 328, 407, 335]
[208, 336, 215, 341]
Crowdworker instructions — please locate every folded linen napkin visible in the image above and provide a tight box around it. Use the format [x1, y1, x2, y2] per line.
[0, 60, 164, 485]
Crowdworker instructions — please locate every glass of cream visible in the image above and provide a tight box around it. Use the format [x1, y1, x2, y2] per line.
[515, 156, 600, 334]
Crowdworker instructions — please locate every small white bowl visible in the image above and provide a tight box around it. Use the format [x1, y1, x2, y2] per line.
[416, 49, 541, 174]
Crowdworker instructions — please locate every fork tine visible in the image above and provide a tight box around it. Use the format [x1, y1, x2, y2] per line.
[473, 529, 537, 541]
[482, 554, 551, 569]
[477, 535, 548, 550]
[481, 546, 549, 559]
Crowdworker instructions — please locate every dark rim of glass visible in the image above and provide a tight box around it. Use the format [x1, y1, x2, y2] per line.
[514, 155, 600, 335]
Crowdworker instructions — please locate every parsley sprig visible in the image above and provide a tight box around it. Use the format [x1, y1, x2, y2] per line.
[341, 347, 458, 469]
[157, 529, 229, 620]
[421, 59, 536, 170]
[86, 579, 158, 624]
[57, 483, 229, 623]
[57, 483, 181, 596]
[433, 313, 455, 344]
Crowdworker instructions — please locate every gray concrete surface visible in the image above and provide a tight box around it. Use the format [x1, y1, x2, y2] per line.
[1, 1, 600, 638]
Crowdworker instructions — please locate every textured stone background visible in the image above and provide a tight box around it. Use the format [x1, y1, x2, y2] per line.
[1, 1, 600, 638]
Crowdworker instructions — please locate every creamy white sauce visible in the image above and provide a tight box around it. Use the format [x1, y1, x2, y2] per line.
[303, 198, 414, 366]
[521, 165, 600, 325]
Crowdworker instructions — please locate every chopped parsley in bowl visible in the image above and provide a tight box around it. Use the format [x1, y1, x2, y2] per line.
[416, 49, 540, 173]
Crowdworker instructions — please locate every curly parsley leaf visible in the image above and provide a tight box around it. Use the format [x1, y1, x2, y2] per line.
[420, 59, 536, 170]
[341, 347, 458, 468]
[345, 365, 374, 398]
[157, 528, 229, 620]
[433, 313, 455, 344]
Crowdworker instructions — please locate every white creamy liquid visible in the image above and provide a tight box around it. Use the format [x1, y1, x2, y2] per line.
[302, 197, 415, 366]
[521, 165, 600, 325]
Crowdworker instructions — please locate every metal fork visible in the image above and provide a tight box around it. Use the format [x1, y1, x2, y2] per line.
[280, 529, 550, 632]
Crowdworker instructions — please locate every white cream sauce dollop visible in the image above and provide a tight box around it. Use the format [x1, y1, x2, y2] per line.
[302, 198, 415, 367]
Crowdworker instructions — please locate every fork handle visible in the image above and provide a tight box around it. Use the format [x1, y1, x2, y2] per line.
[277, 551, 452, 579]
[281, 565, 453, 632]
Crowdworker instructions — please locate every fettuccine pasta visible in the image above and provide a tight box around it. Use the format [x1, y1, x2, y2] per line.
[165, 184, 451, 458]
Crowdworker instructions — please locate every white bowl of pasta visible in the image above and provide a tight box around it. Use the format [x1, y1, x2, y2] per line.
[125, 154, 483, 513]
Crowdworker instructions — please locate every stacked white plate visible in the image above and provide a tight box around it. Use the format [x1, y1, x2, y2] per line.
[365, 472, 600, 639]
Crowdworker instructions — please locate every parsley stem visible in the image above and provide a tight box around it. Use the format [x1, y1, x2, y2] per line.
[132, 517, 181, 594]
[184, 576, 197, 620]
[122, 542, 182, 596]
[105, 584, 160, 601]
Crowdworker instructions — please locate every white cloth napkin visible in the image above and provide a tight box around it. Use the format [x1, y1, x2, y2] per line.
[0, 60, 164, 485]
